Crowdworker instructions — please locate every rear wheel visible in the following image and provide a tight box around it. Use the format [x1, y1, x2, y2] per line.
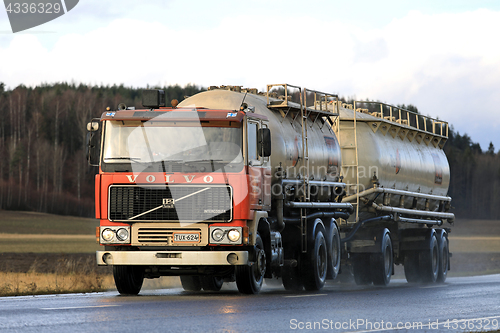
[420, 231, 439, 283]
[201, 276, 224, 291]
[113, 265, 144, 295]
[180, 276, 202, 291]
[371, 230, 393, 286]
[327, 221, 341, 280]
[437, 230, 449, 283]
[301, 228, 328, 291]
[236, 233, 265, 294]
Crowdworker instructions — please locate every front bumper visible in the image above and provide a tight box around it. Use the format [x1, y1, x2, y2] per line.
[96, 250, 249, 266]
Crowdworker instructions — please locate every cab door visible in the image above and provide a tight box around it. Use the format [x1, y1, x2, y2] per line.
[246, 118, 271, 211]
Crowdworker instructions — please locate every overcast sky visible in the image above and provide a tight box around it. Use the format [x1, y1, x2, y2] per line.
[0, 0, 499, 150]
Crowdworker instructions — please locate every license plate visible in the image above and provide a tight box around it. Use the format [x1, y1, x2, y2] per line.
[173, 232, 200, 243]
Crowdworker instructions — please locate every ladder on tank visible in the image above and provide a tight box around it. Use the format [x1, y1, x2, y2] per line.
[267, 84, 340, 252]
[335, 101, 360, 222]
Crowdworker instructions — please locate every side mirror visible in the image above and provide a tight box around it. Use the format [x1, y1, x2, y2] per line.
[257, 128, 271, 157]
[86, 120, 101, 166]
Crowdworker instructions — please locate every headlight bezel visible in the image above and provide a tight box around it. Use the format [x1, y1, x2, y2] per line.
[100, 226, 131, 244]
[209, 226, 242, 245]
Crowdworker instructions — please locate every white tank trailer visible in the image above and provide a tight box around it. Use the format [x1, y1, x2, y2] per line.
[178, 84, 454, 288]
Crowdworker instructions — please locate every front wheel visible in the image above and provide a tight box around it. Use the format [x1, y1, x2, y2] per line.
[236, 233, 266, 294]
[113, 265, 144, 295]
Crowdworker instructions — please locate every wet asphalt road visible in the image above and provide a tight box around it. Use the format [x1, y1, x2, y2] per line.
[1, 275, 499, 333]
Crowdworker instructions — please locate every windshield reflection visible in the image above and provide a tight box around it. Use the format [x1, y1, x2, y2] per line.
[102, 120, 243, 173]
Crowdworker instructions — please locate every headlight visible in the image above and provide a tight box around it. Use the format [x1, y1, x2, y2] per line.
[102, 228, 114, 242]
[209, 226, 242, 245]
[100, 226, 130, 244]
[116, 228, 129, 241]
[227, 229, 241, 242]
[212, 228, 225, 242]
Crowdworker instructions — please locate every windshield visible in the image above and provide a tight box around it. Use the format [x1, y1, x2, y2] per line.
[102, 120, 243, 173]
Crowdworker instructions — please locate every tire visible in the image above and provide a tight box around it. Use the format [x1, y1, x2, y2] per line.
[113, 265, 144, 295]
[436, 230, 449, 283]
[302, 228, 328, 291]
[236, 233, 265, 294]
[327, 220, 341, 280]
[180, 276, 202, 291]
[352, 255, 372, 285]
[404, 251, 421, 283]
[371, 230, 393, 286]
[420, 231, 439, 283]
[201, 276, 224, 291]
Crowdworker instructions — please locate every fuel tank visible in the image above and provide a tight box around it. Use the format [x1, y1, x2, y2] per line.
[179, 89, 342, 185]
[337, 107, 450, 215]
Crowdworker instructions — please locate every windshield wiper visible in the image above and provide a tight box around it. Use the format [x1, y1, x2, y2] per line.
[184, 159, 224, 164]
[104, 157, 142, 161]
[162, 159, 183, 163]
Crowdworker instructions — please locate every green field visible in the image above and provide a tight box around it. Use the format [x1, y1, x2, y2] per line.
[0, 210, 98, 235]
[0, 235, 101, 253]
[0, 210, 99, 253]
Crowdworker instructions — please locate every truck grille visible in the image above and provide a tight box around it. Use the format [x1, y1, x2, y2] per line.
[109, 185, 232, 222]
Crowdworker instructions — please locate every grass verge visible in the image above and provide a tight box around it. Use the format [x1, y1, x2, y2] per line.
[0, 256, 113, 296]
[0, 234, 100, 253]
[0, 272, 114, 296]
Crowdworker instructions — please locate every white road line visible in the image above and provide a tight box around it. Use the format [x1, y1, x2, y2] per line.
[284, 294, 327, 298]
[40, 305, 121, 310]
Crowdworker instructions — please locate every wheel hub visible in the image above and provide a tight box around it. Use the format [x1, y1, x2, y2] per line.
[256, 249, 266, 276]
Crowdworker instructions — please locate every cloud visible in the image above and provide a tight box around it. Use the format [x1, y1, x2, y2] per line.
[0, 9, 499, 148]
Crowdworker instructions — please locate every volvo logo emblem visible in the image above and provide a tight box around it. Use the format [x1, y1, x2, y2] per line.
[162, 198, 175, 208]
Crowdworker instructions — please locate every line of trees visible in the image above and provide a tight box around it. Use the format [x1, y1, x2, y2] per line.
[0, 82, 203, 217]
[0, 83, 497, 219]
[445, 130, 500, 219]
[396, 104, 500, 219]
